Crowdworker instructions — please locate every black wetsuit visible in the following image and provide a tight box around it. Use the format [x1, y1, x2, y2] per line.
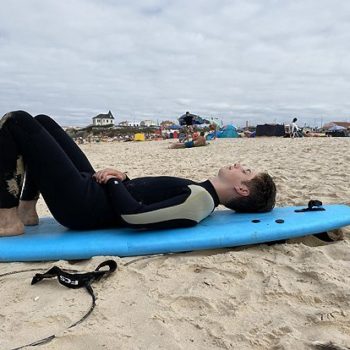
[107, 176, 219, 229]
[0, 111, 219, 230]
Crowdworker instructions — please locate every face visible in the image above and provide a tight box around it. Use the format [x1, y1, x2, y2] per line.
[218, 163, 257, 193]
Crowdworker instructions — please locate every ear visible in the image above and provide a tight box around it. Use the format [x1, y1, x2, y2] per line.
[234, 184, 250, 197]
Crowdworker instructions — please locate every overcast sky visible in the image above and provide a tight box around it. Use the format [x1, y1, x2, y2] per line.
[1, 0, 350, 126]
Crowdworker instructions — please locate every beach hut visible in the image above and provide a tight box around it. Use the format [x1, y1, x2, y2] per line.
[217, 125, 239, 138]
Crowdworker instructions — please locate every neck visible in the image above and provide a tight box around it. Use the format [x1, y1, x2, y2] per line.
[209, 176, 235, 205]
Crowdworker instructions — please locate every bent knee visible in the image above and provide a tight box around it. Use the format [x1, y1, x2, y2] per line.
[2, 110, 33, 121]
[0, 110, 34, 129]
[34, 114, 52, 123]
[34, 114, 58, 128]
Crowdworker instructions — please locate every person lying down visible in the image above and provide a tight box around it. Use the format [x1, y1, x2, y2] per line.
[169, 132, 208, 149]
[0, 111, 276, 236]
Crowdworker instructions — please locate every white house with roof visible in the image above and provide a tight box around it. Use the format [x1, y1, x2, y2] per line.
[140, 120, 157, 127]
[118, 121, 140, 127]
[92, 110, 115, 126]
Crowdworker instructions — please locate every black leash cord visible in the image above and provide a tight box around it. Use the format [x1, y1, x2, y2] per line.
[1, 268, 76, 350]
[0, 260, 117, 350]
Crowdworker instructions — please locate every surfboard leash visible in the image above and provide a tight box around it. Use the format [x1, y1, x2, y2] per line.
[293, 200, 338, 242]
[1, 260, 117, 350]
[294, 199, 325, 212]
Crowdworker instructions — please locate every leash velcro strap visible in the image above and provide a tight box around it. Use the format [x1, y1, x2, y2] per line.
[31, 260, 117, 290]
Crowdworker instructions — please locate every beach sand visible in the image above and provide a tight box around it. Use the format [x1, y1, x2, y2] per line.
[1, 137, 350, 350]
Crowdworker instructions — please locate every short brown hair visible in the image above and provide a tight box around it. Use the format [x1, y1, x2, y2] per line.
[224, 172, 276, 213]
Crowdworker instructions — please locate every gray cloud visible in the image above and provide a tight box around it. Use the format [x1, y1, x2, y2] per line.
[1, 0, 350, 126]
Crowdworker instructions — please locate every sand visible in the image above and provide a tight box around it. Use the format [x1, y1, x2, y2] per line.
[1, 137, 350, 350]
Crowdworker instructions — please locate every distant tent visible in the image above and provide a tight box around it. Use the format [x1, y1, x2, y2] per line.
[217, 125, 239, 138]
[256, 124, 285, 137]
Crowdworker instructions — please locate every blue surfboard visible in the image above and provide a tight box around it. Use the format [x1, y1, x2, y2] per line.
[1, 204, 350, 262]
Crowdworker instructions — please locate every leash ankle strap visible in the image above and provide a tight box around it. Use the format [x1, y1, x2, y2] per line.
[31, 260, 117, 300]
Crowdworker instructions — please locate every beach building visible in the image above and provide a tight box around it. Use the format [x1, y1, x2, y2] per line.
[118, 121, 129, 127]
[117, 120, 140, 127]
[140, 120, 157, 127]
[92, 111, 115, 126]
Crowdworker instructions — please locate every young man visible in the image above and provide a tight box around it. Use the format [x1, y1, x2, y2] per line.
[0, 111, 276, 236]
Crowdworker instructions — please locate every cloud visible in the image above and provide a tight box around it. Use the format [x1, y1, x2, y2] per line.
[0, 0, 350, 126]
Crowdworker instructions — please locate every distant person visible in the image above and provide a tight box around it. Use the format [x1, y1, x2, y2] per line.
[169, 132, 207, 149]
[192, 128, 200, 140]
[291, 118, 302, 138]
[208, 123, 217, 140]
[183, 111, 194, 126]
[0, 111, 276, 236]
[304, 131, 323, 137]
[178, 131, 187, 143]
[243, 130, 256, 138]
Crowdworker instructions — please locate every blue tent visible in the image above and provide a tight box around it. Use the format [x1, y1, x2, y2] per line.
[217, 124, 239, 138]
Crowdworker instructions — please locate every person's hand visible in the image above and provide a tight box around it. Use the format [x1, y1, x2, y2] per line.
[93, 168, 127, 184]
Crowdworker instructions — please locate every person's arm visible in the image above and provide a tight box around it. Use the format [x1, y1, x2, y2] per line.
[105, 179, 215, 229]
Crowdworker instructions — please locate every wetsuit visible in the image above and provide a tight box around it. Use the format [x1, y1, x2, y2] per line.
[0, 111, 219, 230]
[107, 176, 219, 229]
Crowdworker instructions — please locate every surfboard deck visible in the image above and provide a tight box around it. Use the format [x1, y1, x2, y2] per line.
[1, 204, 350, 262]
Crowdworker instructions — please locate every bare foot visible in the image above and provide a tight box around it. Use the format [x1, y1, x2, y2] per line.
[0, 208, 24, 236]
[18, 200, 39, 226]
